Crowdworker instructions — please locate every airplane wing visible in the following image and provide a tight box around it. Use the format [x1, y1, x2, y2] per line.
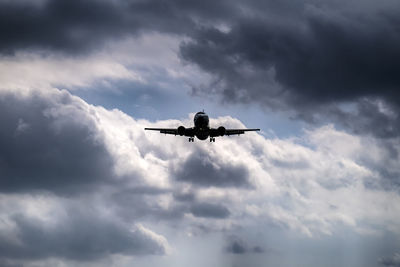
[144, 127, 195, 137]
[225, 129, 260, 136]
[210, 127, 260, 137]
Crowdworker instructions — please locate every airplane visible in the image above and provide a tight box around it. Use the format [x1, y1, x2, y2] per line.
[145, 111, 260, 142]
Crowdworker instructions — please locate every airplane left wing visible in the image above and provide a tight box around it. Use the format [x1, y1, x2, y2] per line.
[144, 127, 195, 137]
[145, 128, 178, 135]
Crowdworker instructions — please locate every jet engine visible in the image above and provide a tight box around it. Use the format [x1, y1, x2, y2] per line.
[217, 126, 226, 136]
[177, 126, 186, 136]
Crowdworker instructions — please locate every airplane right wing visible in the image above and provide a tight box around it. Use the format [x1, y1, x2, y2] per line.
[224, 128, 260, 136]
[210, 127, 260, 137]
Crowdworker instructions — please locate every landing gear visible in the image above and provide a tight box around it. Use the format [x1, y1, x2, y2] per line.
[188, 137, 194, 142]
[210, 137, 215, 142]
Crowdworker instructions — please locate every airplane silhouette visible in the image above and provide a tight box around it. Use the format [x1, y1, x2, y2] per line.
[145, 111, 260, 142]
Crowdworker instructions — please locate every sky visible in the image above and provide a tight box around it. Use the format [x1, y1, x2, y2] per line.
[0, 0, 400, 266]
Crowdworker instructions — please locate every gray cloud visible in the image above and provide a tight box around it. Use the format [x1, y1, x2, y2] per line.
[0, 260, 23, 267]
[0, 91, 115, 195]
[0, 207, 167, 262]
[174, 149, 251, 188]
[1, 1, 400, 263]
[0, 0, 231, 55]
[178, 1, 400, 137]
[0, 89, 174, 263]
[379, 252, 400, 267]
[190, 202, 230, 219]
[111, 188, 187, 222]
[224, 236, 265, 254]
[173, 191, 196, 202]
[0, 87, 399, 266]
[2, 0, 400, 137]
[325, 99, 400, 139]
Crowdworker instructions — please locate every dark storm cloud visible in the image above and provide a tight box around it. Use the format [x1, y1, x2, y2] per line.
[0, 208, 166, 262]
[0, 90, 114, 194]
[3, 0, 400, 136]
[178, 1, 400, 137]
[0, 0, 155, 53]
[0, 0, 234, 54]
[181, 6, 400, 105]
[326, 99, 400, 138]
[173, 191, 196, 202]
[174, 149, 251, 188]
[0, 260, 22, 267]
[224, 236, 265, 254]
[190, 202, 230, 219]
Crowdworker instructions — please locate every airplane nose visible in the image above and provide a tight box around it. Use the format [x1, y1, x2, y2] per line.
[194, 114, 209, 128]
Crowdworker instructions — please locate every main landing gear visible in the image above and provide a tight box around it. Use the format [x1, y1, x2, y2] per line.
[188, 137, 194, 142]
[210, 137, 215, 142]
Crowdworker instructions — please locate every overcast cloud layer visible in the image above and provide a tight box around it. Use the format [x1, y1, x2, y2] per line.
[1, 0, 400, 266]
[1, 0, 400, 137]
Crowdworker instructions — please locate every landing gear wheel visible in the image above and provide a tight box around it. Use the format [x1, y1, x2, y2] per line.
[210, 137, 215, 142]
[188, 137, 194, 142]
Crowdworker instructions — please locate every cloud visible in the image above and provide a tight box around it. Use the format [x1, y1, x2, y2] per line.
[186, 10, 400, 105]
[3, 0, 399, 138]
[0, 0, 146, 54]
[1, 0, 400, 264]
[173, 148, 251, 188]
[190, 202, 230, 219]
[0, 202, 168, 262]
[177, 0, 400, 137]
[0, 52, 139, 91]
[0, 0, 224, 55]
[0, 260, 23, 267]
[2, 87, 400, 235]
[110, 188, 187, 221]
[327, 99, 400, 139]
[0, 89, 115, 194]
[379, 252, 400, 267]
[0, 86, 400, 265]
[224, 236, 265, 254]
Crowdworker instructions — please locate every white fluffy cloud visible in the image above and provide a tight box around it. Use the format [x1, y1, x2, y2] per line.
[1, 87, 399, 266]
[0, 33, 209, 96]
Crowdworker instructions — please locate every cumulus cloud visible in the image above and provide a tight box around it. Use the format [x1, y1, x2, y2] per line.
[1, 0, 400, 265]
[0, 89, 115, 194]
[190, 202, 230, 219]
[0, 88, 173, 263]
[0, 87, 400, 264]
[224, 236, 265, 254]
[0, 197, 168, 263]
[173, 148, 251, 188]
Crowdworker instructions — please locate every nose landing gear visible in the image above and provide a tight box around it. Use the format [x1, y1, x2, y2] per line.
[188, 137, 194, 142]
[210, 137, 215, 142]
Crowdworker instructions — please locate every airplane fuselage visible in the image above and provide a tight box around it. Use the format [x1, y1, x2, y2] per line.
[193, 111, 210, 140]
